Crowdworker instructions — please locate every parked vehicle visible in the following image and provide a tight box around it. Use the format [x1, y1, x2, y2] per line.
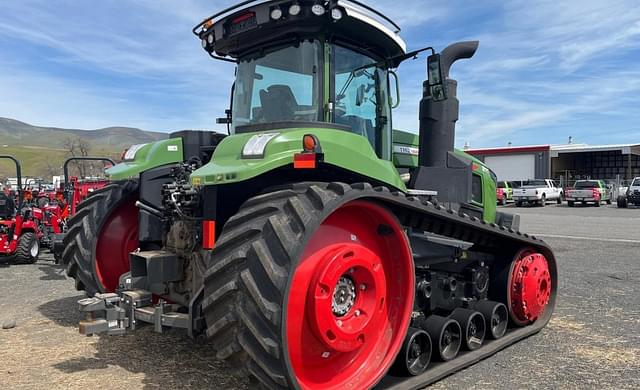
[67, 3, 557, 389]
[565, 180, 611, 207]
[513, 179, 563, 207]
[50, 157, 115, 262]
[496, 181, 513, 205]
[0, 155, 42, 264]
[618, 177, 640, 208]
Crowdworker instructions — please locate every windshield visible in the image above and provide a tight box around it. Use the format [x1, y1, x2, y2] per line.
[232, 40, 322, 132]
[523, 180, 547, 187]
[632, 179, 640, 186]
[334, 45, 391, 159]
[575, 181, 599, 189]
[497, 181, 507, 188]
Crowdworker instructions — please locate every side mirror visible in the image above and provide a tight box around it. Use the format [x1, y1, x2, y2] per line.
[427, 54, 447, 102]
[216, 109, 232, 124]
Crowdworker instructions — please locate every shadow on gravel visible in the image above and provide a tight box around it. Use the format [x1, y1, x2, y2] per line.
[38, 296, 250, 390]
[39, 295, 84, 327]
[37, 263, 67, 281]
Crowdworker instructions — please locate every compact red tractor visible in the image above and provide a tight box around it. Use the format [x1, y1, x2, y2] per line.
[50, 157, 114, 261]
[0, 155, 42, 264]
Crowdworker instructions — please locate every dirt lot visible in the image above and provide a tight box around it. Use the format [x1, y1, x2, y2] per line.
[1, 204, 639, 389]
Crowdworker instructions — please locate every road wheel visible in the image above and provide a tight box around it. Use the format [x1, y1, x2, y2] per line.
[500, 197, 507, 206]
[606, 198, 612, 205]
[515, 201, 522, 207]
[540, 195, 546, 207]
[567, 201, 574, 207]
[202, 183, 414, 389]
[15, 232, 39, 264]
[594, 200, 601, 207]
[61, 180, 139, 296]
[557, 193, 563, 204]
[617, 196, 627, 208]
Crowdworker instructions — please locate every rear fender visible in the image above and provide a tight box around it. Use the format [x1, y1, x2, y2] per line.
[20, 219, 40, 236]
[189, 128, 406, 191]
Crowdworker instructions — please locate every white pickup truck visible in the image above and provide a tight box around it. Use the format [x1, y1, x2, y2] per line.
[512, 179, 563, 207]
[618, 177, 640, 208]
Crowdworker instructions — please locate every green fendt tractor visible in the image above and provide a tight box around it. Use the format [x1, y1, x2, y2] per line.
[71, 1, 557, 389]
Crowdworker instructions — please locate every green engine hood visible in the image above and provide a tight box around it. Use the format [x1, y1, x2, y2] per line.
[190, 127, 406, 191]
[106, 138, 184, 180]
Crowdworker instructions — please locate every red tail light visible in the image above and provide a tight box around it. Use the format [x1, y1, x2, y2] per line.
[592, 188, 600, 199]
[202, 220, 216, 249]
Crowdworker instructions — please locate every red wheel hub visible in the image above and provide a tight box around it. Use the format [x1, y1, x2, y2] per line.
[94, 199, 138, 292]
[286, 201, 414, 390]
[509, 250, 552, 325]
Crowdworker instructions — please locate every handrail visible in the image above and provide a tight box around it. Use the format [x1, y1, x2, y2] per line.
[63, 157, 115, 206]
[0, 155, 23, 209]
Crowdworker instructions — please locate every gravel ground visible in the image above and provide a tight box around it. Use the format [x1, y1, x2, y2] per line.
[0, 204, 638, 389]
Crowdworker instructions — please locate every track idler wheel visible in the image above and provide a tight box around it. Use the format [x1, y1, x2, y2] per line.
[508, 250, 552, 326]
[391, 327, 432, 376]
[423, 315, 462, 361]
[449, 308, 485, 351]
[474, 301, 508, 339]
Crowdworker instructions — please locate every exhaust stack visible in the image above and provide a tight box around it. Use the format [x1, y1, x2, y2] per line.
[410, 41, 480, 207]
[418, 41, 479, 167]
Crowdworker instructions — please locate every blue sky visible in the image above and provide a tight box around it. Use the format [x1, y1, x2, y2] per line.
[1, 0, 639, 148]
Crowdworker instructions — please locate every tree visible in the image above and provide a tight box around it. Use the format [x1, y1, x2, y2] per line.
[62, 136, 92, 178]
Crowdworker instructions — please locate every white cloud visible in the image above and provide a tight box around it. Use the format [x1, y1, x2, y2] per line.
[0, 0, 638, 148]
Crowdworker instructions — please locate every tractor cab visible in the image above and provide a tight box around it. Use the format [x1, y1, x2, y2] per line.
[195, 0, 406, 160]
[194, 0, 499, 222]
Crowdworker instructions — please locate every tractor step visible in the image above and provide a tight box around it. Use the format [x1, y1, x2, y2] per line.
[78, 290, 190, 336]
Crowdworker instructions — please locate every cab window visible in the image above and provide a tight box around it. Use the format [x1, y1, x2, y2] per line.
[472, 174, 483, 204]
[333, 44, 391, 159]
[232, 40, 322, 131]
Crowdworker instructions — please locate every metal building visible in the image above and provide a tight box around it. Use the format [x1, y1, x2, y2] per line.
[466, 143, 640, 184]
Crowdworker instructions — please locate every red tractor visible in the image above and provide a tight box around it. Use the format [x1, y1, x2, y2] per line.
[50, 157, 114, 261]
[0, 155, 42, 264]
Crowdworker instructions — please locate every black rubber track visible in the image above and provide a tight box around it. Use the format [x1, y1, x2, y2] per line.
[202, 182, 558, 389]
[15, 231, 39, 264]
[61, 180, 139, 296]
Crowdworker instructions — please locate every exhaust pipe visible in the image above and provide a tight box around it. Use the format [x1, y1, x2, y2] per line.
[418, 41, 479, 168]
[391, 327, 432, 376]
[411, 41, 480, 205]
[449, 308, 486, 350]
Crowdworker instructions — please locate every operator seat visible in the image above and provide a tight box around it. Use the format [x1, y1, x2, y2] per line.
[0, 192, 16, 220]
[259, 85, 298, 122]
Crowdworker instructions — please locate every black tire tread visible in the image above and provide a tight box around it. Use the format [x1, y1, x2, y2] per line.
[15, 232, 38, 264]
[202, 182, 557, 389]
[60, 180, 139, 296]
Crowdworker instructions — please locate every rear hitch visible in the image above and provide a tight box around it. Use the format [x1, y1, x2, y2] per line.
[78, 288, 202, 337]
[78, 293, 129, 336]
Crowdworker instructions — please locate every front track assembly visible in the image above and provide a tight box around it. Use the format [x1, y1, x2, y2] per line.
[201, 182, 557, 389]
